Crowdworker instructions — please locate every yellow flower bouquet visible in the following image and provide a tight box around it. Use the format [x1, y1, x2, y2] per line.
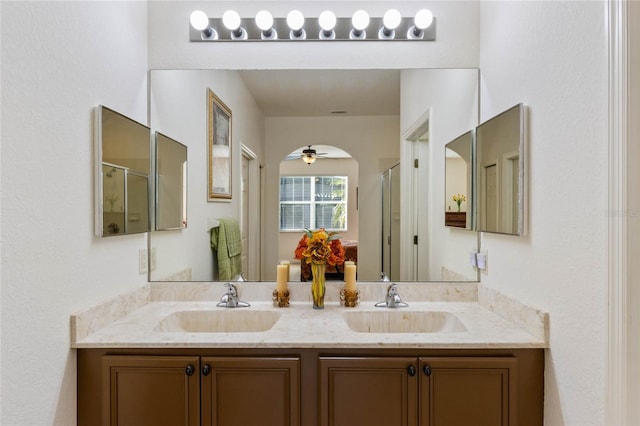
[452, 194, 466, 212]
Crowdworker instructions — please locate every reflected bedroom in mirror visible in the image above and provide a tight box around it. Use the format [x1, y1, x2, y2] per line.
[148, 68, 480, 283]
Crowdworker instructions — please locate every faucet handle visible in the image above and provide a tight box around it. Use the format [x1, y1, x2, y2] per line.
[217, 283, 250, 308]
[386, 283, 398, 297]
[224, 282, 238, 296]
[383, 283, 408, 308]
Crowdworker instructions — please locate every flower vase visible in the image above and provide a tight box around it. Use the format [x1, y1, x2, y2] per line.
[456, 201, 462, 212]
[310, 263, 326, 309]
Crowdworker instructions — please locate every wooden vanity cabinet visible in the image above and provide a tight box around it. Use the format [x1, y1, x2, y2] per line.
[319, 357, 418, 426]
[79, 348, 542, 426]
[96, 353, 300, 426]
[201, 356, 300, 426]
[101, 355, 201, 426]
[419, 357, 518, 426]
[319, 356, 521, 426]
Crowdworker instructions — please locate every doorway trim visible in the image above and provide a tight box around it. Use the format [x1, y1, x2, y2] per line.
[241, 144, 260, 280]
[401, 110, 431, 281]
[607, 0, 639, 424]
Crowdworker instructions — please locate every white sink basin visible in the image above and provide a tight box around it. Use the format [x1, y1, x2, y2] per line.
[154, 310, 281, 333]
[343, 310, 467, 333]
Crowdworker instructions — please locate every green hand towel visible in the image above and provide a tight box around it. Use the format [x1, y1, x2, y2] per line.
[210, 218, 242, 280]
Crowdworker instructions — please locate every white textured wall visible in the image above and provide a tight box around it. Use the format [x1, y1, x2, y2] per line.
[1, 2, 148, 424]
[479, 2, 608, 425]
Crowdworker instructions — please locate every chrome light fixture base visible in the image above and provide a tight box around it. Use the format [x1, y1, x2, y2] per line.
[190, 16, 436, 42]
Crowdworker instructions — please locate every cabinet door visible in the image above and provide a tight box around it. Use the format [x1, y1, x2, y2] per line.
[419, 357, 518, 426]
[319, 357, 418, 426]
[201, 356, 300, 426]
[102, 355, 200, 426]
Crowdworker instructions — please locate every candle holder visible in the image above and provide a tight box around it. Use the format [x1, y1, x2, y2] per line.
[272, 289, 290, 307]
[340, 288, 359, 307]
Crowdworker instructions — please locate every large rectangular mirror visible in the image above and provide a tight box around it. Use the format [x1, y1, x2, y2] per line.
[155, 132, 187, 231]
[148, 69, 479, 282]
[95, 106, 150, 236]
[476, 103, 526, 235]
[445, 130, 473, 230]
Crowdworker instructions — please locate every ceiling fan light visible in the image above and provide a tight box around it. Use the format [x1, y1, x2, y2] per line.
[302, 155, 316, 165]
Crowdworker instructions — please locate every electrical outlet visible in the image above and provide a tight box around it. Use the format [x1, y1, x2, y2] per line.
[139, 249, 148, 274]
[150, 247, 157, 271]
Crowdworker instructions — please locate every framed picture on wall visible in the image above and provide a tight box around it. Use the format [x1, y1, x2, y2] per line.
[207, 88, 232, 201]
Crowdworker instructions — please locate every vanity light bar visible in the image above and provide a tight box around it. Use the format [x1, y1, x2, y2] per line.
[189, 10, 436, 42]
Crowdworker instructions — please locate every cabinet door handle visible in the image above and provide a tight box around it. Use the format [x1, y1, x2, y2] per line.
[407, 365, 417, 376]
[185, 364, 195, 376]
[202, 364, 211, 376]
[423, 365, 432, 376]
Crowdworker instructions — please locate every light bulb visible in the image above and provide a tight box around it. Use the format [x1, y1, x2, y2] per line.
[189, 10, 209, 31]
[351, 10, 370, 31]
[383, 9, 402, 30]
[255, 10, 273, 31]
[414, 9, 433, 29]
[286, 10, 305, 31]
[318, 10, 337, 31]
[222, 10, 241, 31]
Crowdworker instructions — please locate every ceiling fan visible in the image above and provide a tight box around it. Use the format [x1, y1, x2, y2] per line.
[284, 145, 329, 165]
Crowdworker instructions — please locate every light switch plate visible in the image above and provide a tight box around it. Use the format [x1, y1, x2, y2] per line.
[150, 247, 157, 271]
[476, 251, 488, 270]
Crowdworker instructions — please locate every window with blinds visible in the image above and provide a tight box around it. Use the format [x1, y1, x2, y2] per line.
[280, 176, 347, 231]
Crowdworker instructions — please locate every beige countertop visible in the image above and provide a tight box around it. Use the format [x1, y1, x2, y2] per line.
[71, 282, 548, 349]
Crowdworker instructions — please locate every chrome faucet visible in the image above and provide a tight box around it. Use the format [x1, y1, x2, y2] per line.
[375, 283, 409, 308]
[217, 283, 250, 308]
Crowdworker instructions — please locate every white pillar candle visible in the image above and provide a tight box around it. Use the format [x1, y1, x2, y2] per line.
[344, 264, 357, 291]
[276, 264, 288, 292]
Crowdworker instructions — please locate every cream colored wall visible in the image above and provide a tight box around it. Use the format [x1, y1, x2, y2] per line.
[1, 2, 149, 424]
